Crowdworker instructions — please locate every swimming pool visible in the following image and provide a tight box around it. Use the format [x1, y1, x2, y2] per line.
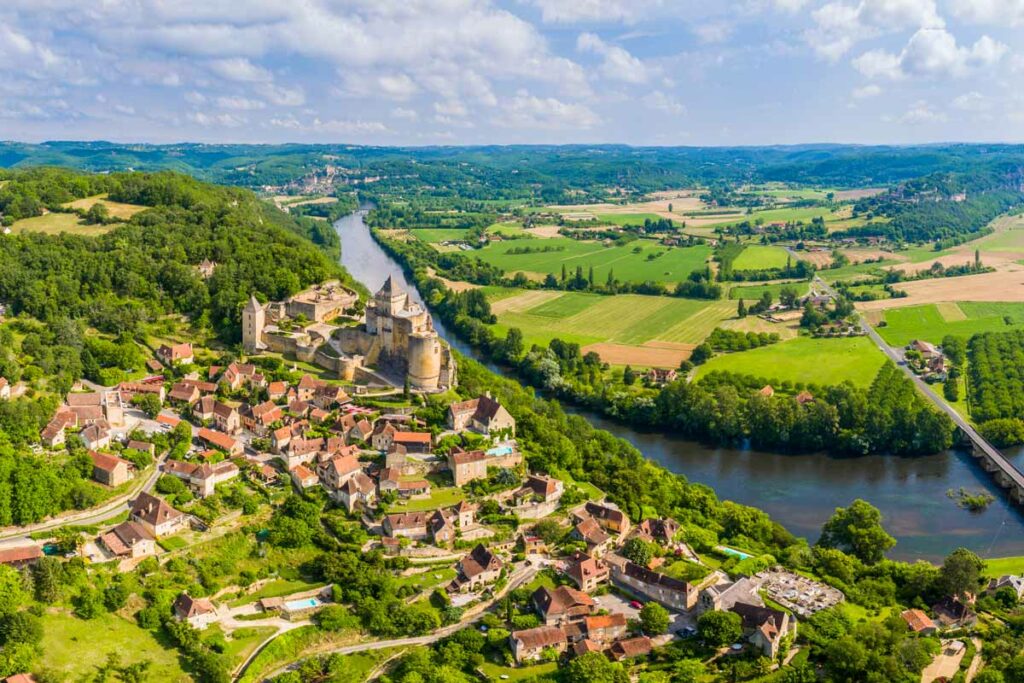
[487, 445, 513, 457]
[716, 545, 753, 561]
[284, 597, 321, 611]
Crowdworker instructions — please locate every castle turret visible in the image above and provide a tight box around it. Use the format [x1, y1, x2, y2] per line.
[242, 294, 265, 353]
[407, 332, 442, 391]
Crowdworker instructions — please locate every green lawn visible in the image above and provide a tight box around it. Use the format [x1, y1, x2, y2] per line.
[468, 237, 712, 285]
[593, 212, 677, 226]
[732, 245, 791, 271]
[489, 291, 735, 349]
[876, 302, 1024, 346]
[479, 661, 559, 681]
[391, 486, 466, 512]
[408, 228, 473, 243]
[729, 281, 810, 301]
[820, 260, 899, 283]
[985, 556, 1024, 578]
[395, 567, 457, 591]
[320, 648, 405, 683]
[695, 336, 887, 387]
[41, 611, 189, 681]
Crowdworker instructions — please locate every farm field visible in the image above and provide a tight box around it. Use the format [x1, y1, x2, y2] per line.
[728, 281, 810, 301]
[594, 212, 677, 226]
[696, 204, 858, 230]
[468, 237, 713, 284]
[487, 289, 735, 366]
[408, 228, 473, 243]
[41, 610, 189, 681]
[63, 193, 149, 219]
[9, 212, 111, 236]
[875, 302, 1024, 346]
[820, 260, 900, 283]
[732, 245, 791, 271]
[858, 270, 1024, 311]
[695, 336, 887, 387]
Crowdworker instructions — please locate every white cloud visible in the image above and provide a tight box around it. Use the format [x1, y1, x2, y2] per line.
[851, 84, 883, 98]
[207, 58, 272, 83]
[577, 32, 653, 83]
[188, 110, 246, 127]
[643, 90, 685, 114]
[893, 100, 946, 123]
[495, 91, 600, 129]
[807, 0, 945, 60]
[692, 22, 733, 44]
[854, 28, 1007, 80]
[434, 100, 468, 117]
[391, 107, 418, 120]
[949, 0, 1024, 27]
[215, 96, 266, 111]
[376, 73, 419, 100]
[952, 91, 990, 111]
[521, 0, 664, 24]
[256, 83, 305, 106]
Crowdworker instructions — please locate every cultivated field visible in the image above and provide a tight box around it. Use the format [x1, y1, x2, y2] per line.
[467, 237, 713, 285]
[9, 212, 111, 236]
[728, 281, 810, 301]
[857, 270, 1024, 311]
[732, 245, 791, 271]
[875, 302, 1024, 346]
[487, 289, 735, 366]
[63, 193, 149, 219]
[695, 336, 887, 387]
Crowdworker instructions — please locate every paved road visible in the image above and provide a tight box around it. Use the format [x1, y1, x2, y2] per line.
[816, 276, 1024, 492]
[241, 563, 540, 682]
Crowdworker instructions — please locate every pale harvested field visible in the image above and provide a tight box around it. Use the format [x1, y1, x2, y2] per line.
[63, 194, 148, 219]
[528, 225, 563, 238]
[935, 302, 967, 321]
[654, 301, 737, 344]
[546, 196, 706, 222]
[890, 251, 1024, 275]
[834, 188, 886, 201]
[843, 248, 903, 264]
[857, 270, 1024, 311]
[490, 289, 561, 315]
[581, 341, 693, 368]
[799, 251, 833, 268]
[646, 189, 703, 200]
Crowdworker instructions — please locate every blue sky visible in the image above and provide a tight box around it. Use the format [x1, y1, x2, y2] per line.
[1, 0, 1022, 146]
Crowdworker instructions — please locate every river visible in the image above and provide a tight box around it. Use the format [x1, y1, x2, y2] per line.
[336, 210, 1024, 562]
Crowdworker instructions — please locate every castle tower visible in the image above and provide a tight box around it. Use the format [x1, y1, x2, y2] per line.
[375, 275, 406, 316]
[242, 294, 265, 353]
[407, 333, 442, 391]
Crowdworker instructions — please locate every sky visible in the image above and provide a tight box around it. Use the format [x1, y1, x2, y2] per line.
[1, 0, 1023, 146]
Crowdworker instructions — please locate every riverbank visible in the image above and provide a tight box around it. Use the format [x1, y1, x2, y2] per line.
[335, 210, 1024, 562]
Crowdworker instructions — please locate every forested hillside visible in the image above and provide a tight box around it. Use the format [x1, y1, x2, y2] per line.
[0, 169, 352, 342]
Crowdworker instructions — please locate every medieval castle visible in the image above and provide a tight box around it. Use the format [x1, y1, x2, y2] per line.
[242, 277, 455, 392]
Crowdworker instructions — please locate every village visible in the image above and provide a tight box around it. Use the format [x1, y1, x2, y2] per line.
[0, 279, 1008, 681]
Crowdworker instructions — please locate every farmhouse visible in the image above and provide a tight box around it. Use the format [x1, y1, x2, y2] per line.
[532, 585, 595, 625]
[98, 521, 156, 560]
[988, 574, 1024, 600]
[510, 626, 567, 663]
[157, 342, 194, 366]
[584, 613, 627, 643]
[88, 450, 133, 487]
[447, 393, 516, 437]
[571, 518, 611, 555]
[382, 510, 432, 540]
[448, 544, 503, 593]
[290, 464, 319, 489]
[609, 636, 653, 661]
[730, 602, 794, 659]
[173, 593, 217, 630]
[80, 422, 112, 451]
[333, 471, 376, 512]
[130, 492, 188, 537]
[900, 608, 937, 636]
[0, 545, 42, 569]
[606, 553, 696, 611]
[447, 446, 488, 487]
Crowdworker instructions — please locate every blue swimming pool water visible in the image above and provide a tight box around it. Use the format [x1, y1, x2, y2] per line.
[717, 546, 753, 561]
[285, 597, 321, 611]
[487, 446, 513, 456]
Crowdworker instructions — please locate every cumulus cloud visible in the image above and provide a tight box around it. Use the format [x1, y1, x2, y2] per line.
[851, 84, 883, 98]
[806, 0, 944, 60]
[215, 96, 266, 111]
[495, 91, 600, 129]
[952, 91, 991, 112]
[853, 28, 1007, 80]
[692, 22, 733, 44]
[577, 32, 653, 83]
[521, 0, 664, 24]
[207, 58, 272, 83]
[893, 100, 946, 123]
[643, 90, 685, 114]
[949, 0, 1024, 27]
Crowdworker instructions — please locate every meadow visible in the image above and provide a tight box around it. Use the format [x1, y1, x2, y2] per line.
[728, 281, 810, 301]
[488, 289, 735, 365]
[468, 237, 713, 284]
[408, 228, 474, 243]
[731, 245, 791, 271]
[876, 302, 1024, 346]
[695, 336, 887, 387]
[63, 193, 149, 219]
[9, 212, 111, 236]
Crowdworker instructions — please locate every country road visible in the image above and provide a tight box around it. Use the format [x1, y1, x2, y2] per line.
[0, 453, 166, 543]
[242, 563, 540, 682]
[815, 277, 1024, 491]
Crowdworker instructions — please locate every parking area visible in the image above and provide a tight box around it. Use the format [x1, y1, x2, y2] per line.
[593, 591, 696, 636]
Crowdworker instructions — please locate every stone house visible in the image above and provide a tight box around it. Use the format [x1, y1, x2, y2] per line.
[89, 450, 133, 487]
[130, 492, 188, 537]
[173, 593, 217, 630]
[532, 585, 595, 626]
[447, 446, 488, 487]
[606, 554, 696, 611]
[509, 626, 567, 663]
[98, 521, 156, 560]
[157, 343, 194, 366]
[447, 393, 516, 437]
[448, 544, 503, 593]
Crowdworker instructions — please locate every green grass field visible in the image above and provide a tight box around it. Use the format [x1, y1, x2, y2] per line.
[695, 336, 887, 387]
[698, 205, 853, 229]
[467, 237, 712, 284]
[729, 281, 810, 301]
[480, 661, 559, 682]
[984, 556, 1024, 578]
[41, 611, 189, 681]
[10, 212, 111, 236]
[876, 302, 1024, 346]
[732, 245, 791, 271]
[489, 291, 735, 349]
[594, 212, 677, 226]
[820, 260, 899, 283]
[408, 228, 473, 243]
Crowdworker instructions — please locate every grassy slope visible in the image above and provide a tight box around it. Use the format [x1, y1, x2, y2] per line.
[10, 212, 111, 237]
[41, 611, 189, 681]
[695, 336, 887, 387]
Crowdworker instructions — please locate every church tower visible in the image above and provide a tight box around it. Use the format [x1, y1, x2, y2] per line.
[242, 294, 265, 353]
